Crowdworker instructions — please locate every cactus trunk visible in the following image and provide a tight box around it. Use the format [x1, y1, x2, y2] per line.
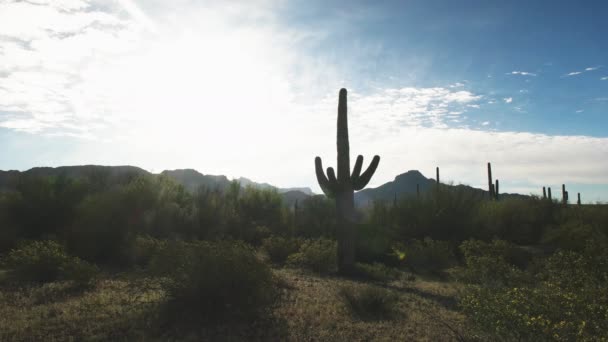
[315, 88, 380, 275]
[495, 179, 499, 200]
[548, 187, 552, 201]
[487, 162, 494, 199]
[543, 187, 547, 199]
[577, 193, 581, 205]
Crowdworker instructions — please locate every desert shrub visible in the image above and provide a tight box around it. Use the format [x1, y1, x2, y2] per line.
[261, 236, 302, 264]
[287, 238, 337, 274]
[461, 244, 608, 341]
[541, 220, 607, 252]
[354, 262, 402, 282]
[151, 240, 278, 324]
[3, 240, 98, 285]
[476, 198, 554, 244]
[338, 284, 398, 320]
[392, 186, 483, 242]
[132, 235, 168, 268]
[458, 239, 527, 286]
[355, 223, 396, 265]
[398, 238, 455, 274]
[293, 195, 336, 238]
[60, 257, 100, 287]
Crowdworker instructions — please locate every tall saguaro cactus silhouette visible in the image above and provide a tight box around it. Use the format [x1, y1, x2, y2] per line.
[315, 88, 380, 274]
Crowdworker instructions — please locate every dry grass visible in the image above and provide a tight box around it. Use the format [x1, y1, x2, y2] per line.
[0, 268, 468, 341]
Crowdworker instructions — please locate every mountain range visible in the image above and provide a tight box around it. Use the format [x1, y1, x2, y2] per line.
[0, 165, 528, 207]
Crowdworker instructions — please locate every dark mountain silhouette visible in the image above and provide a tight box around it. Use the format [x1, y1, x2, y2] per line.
[354, 169, 529, 206]
[0, 165, 528, 207]
[161, 169, 232, 192]
[0, 166, 313, 204]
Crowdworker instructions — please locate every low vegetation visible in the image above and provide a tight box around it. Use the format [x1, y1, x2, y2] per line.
[0, 172, 606, 340]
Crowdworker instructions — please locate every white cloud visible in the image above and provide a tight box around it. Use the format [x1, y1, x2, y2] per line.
[503, 97, 513, 103]
[449, 82, 465, 88]
[601, 76, 608, 81]
[481, 121, 490, 126]
[508, 71, 537, 76]
[576, 109, 584, 113]
[564, 66, 601, 77]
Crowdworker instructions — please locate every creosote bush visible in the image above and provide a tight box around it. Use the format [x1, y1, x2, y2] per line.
[3, 240, 98, 286]
[287, 238, 337, 274]
[151, 240, 278, 324]
[261, 236, 302, 264]
[354, 262, 402, 282]
[397, 238, 455, 274]
[338, 284, 398, 320]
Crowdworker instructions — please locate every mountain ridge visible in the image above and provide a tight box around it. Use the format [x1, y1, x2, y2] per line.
[0, 165, 528, 205]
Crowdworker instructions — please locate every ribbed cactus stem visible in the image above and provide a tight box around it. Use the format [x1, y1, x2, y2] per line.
[436, 167, 440, 184]
[337, 89, 350, 182]
[314, 88, 380, 274]
[487, 162, 494, 199]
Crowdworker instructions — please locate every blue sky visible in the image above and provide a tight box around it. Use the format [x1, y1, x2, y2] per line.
[0, 0, 607, 202]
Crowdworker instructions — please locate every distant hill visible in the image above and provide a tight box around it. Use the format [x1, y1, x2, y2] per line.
[0, 165, 530, 207]
[0, 165, 313, 205]
[161, 169, 232, 192]
[354, 169, 529, 207]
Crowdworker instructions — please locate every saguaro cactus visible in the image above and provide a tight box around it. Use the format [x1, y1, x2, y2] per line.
[548, 187, 552, 201]
[495, 179, 499, 200]
[577, 193, 581, 205]
[436, 167, 440, 184]
[487, 162, 495, 199]
[562, 184, 568, 205]
[543, 187, 547, 199]
[315, 88, 380, 274]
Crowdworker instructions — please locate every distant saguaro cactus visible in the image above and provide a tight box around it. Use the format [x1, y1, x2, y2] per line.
[436, 167, 440, 185]
[548, 187, 552, 201]
[315, 88, 380, 274]
[577, 193, 581, 205]
[543, 187, 547, 199]
[495, 179, 499, 200]
[562, 184, 568, 205]
[487, 162, 494, 199]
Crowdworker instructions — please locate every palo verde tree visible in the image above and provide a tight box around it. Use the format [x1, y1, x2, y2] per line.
[315, 88, 380, 274]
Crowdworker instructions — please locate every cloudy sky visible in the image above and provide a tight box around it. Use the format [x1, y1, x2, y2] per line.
[1, 0, 607, 202]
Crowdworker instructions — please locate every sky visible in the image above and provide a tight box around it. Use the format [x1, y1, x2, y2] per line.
[0, 0, 607, 202]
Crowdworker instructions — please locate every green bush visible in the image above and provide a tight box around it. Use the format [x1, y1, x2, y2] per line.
[458, 239, 527, 286]
[3, 240, 98, 285]
[354, 262, 402, 282]
[339, 284, 398, 320]
[151, 240, 278, 324]
[132, 235, 168, 268]
[261, 236, 302, 264]
[460, 245, 608, 341]
[398, 238, 455, 274]
[287, 238, 337, 274]
[541, 220, 607, 252]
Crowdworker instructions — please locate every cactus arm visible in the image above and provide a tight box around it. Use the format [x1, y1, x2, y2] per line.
[353, 155, 380, 190]
[351, 155, 364, 181]
[327, 167, 338, 184]
[315, 156, 335, 196]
